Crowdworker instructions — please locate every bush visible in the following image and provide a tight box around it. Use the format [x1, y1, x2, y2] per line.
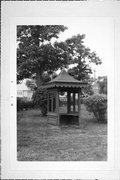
[17, 97, 35, 111]
[32, 88, 47, 116]
[17, 111, 23, 123]
[17, 98, 23, 111]
[83, 94, 107, 122]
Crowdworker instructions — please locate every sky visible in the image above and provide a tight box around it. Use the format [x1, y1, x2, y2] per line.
[54, 17, 114, 78]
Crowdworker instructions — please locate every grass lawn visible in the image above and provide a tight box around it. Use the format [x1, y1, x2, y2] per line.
[17, 105, 107, 161]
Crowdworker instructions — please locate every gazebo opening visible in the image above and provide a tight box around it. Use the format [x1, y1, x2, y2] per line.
[59, 91, 79, 114]
[59, 91, 67, 114]
[59, 91, 79, 125]
[42, 70, 87, 126]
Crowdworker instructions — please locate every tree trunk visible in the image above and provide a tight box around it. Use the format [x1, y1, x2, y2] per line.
[78, 56, 82, 81]
[36, 68, 43, 88]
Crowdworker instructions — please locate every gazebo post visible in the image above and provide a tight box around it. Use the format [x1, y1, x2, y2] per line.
[67, 91, 70, 113]
[78, 89, 81, 126]
[56, 90, 60, 125]
[47, 92, 49, 122]
[73, 92, 75, 112]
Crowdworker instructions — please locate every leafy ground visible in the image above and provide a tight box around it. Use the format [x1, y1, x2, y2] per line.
[17, 105, 107, 161]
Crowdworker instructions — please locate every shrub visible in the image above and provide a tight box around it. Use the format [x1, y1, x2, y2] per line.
[32, 88, 47, 116]
[83, 94, 107, 122]
[17, 98, 24, 111]
[17, 97, 35, 111]
[17, 111, 23, 123]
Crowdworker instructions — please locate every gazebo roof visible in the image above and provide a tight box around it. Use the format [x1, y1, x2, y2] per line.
[42, 70, 88, 89]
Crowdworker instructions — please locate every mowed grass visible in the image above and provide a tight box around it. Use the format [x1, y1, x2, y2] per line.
[17, 105, 107, 161]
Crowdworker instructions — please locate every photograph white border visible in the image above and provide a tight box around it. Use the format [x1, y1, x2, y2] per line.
[1, 1, 120, 179]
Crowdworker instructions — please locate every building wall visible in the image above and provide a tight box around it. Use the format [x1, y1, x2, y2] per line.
[17, 90, 33, 100]
[17, 90, 23, 98]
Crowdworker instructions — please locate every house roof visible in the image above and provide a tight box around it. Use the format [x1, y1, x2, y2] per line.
[41, 70, 88, 89]
[17, 83, 31, 91]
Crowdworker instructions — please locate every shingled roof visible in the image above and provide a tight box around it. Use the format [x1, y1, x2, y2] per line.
[42, 70, 87, 89]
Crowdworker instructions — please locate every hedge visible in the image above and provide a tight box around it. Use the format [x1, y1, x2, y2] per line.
[17, 97, 35, 111]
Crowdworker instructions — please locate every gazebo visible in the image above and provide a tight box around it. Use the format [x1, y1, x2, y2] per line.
[42, 70, 87, 126]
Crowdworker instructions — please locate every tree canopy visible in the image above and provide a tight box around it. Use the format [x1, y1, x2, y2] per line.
[26, 79, 36, 91]
[66, 34, 102, 81]
[17, 26, 102, 87]
[17, 25, 68, 86]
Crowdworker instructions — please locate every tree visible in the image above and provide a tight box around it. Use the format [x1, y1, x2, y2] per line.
[32, 88, 47, 116]
[83, 82, 94, 95]
[17, 25, 68, 87]
[32, 72, 57, 116]
[66, 34, 102, 81]
[26, 79, 36, 91]
[17, 27, 102, 88]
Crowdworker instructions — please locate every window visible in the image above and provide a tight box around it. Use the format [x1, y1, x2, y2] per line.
[17, 90, 23, 96]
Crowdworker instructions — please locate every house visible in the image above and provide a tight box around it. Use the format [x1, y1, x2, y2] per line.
[17, 82, 34, 101]
[92, 81, 99, 94]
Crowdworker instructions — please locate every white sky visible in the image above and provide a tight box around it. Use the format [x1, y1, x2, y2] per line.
[55, 18, 114, 77]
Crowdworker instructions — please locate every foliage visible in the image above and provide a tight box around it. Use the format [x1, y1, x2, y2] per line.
[26, 79, 37, 90]
[66, 34, 102, 81]
[97, 76, 107, 94]
[17, 97, 35, 111]
[42, 72, 51, 84]
[17, 98, 24, 111]
[32, 88, 47, 116]
[17, 25, 69, 87]
[82, 82, 94, 96]
[17, 111, 23, 124]
[83, 94, 107, 122]
[17, 26, 102, 88]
